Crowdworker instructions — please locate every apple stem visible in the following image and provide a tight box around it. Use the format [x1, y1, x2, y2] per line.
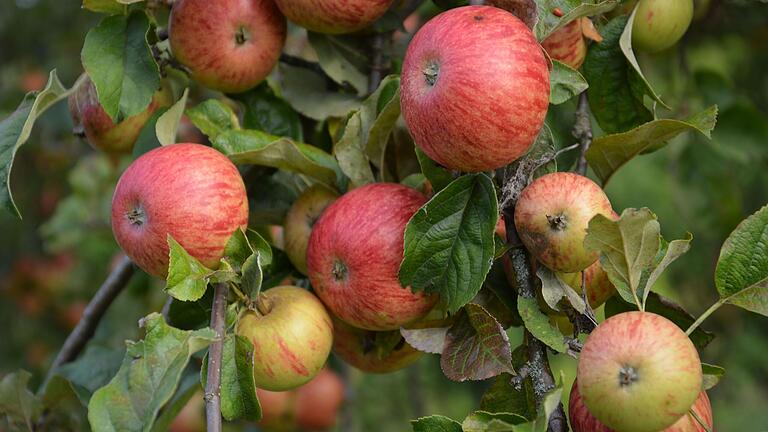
[685, 298, 725, 336]
[255, 295, 273, 315]
[204, 282, 229, 432]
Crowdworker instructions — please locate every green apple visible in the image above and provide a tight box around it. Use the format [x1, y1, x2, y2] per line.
[284, 185, 338, 275]
[632, 0, 694, 53]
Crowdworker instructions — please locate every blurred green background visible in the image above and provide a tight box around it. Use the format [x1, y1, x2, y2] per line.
[1, 0, 767, 431]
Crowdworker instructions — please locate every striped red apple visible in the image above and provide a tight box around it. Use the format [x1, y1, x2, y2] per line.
[274, 0, 395, 34]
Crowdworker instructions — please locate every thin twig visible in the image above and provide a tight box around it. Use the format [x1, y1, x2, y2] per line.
[205, 283, 229, 432]
[368, 32, 390, 94]
[573, 92, 592, 175]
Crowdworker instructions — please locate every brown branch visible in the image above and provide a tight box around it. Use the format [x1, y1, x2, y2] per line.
[204, 282, 229, 432]
[573, 92, 592, 175]
[368, 32, 391, 94]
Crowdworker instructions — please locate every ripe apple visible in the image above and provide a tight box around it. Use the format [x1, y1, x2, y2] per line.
[295, 368, 345, 430]
[577, 311, 703, 432]
[557, 261, 616, 310]
[237, 286, 334, 391]
[68, 75, 171, 155]
[256, 388, 294, 429]
[111, 143, 249, 278]
[400, 5, 550, 172]
[274, 0, 395, 34]
[307, 183, 437, 331]
[514, 172, 615, 273]
[284, 185, 338, 275]
[169, 391, 205, 432]
[169, 0, 286, 93]
[542, 19, 587, 70]
[19, 69, 47, 92]
[569, 381, 713, 432]
[632, 0, 694, 53]
[331, 316, 423, 373]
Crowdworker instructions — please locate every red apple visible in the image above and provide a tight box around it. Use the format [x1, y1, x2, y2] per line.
[577, 311, 703, 432]
[632, 0, 693, 53]
[307, 183, 437, 331]
[20, 69, 47, 92]
[514, 172, 615, 273]
[569, 381, 713, 432]
[274, 0, 395, 34]
[237, 286, 334, 391]
[68, 75, 171, 155]
[295, 368, 345, 430]
[169, 0, 286, 93]
[256, 388, 294, 429]
[331, 316, 423, 373]
[557, 261, 616, 309]
[111, 143, 249, 278]
[284, 185, 338, 275]
[400, 5, 550, 172]
[169, 391, 205, 432]
[542, 18, 587, 69]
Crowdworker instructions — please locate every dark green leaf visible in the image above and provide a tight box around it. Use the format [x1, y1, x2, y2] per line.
[480, 346, 536, 419]
[0, 371, 41, 431]
[415, 147, 453, 193]
[279, 64, 360, 121]
[166, 289, 214, 330]
[185, 99, 240, 140]
[132, 109, 166, 159]
[549, 60, 588, 105]
[230, 83, 303, 141]
[201, 336, 261, 421]
[56, 345, 124, 404]
[308, 32, 368, 95]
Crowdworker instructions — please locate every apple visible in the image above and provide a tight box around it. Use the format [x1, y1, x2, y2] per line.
[256, 388, 294, 429]
[514, 172, 615, 273]
[19, 69, 47, 92]
[331, 316, 423, 373]
[169, 391, 205, 432]
[569, 381, 713, 432]
[111, 143, 249, 278]
[577, 311, 703, 432]
[307, 183, 437, 331]
[169, 0, 286, 93]
[284, 185, 338, 275]
[295, 368, 345, 430]
[632, 0, 694, 53]
[557, 261, 616, 310]
[542, 18, 587, 69]
[400, 5, 550, 172]
[274, 0, 395, 34]
[237, 286, 334, 391]
[68, 75, 171, 155]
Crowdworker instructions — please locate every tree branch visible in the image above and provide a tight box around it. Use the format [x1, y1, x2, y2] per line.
[573, 92, 592, 175]
[368, 32, 391, 94]
[205, 282, 229, 432]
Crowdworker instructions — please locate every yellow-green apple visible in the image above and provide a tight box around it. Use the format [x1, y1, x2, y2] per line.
[400, 5, 550, 172]
[295, 368, 345, 430]
[284, 185, 338, 275]
[577, 311, 703, 432]
[169, 0, 286, 93]
[558, 261, 616, 309]
[331, 316, 423, 373]
[68, 75, 171, 155]
[169, 391, 205, 432]
[274, 0, 395, 34]
[111, 143, 248, 277]
[632, 0, 693, 53]
[307, 183, 437, 330]
[514, 172, 615, 273]
[237, 286, 333, 391]
[569, 381, 713, 432]
[542, 19, 587, 69]
[256, 388, 294, 429]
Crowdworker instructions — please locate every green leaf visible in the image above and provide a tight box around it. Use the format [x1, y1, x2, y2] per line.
[308, 32, 368, 96]
[0, 371, 41, 431]
[56, 345, 125, 404]
[155, 88, 188, 146]
[132, 109, 166, 158]
[537, 267, 586, 314]
[334, 113, 374, 187]
[150, 365, 200, 432]
[279, 64, 360, 121]
[165, 235, 215, 302]
[201, 336, 261, 421]
[1, 71, 78, 218]
[619, 6, 668, 108]
[640, 234, 693, 306]
[549, 60, 588, 105]
[41, 375, 87, 431]
[463, 411, 528, 431]
[715, 204, 768, 316]
[399, 174, 498, 313]
[229, 83, 303, 141]
[81, 11, 159, 121]
[440, 304, 515, 381]
[534, 0, 619, 41]
[88, 314, 215, 432]
[516, 297, 567, 353]
[411, 415, 463, 432]
[185, 99, 240, 140]
[415, 147, 453, 193]
[166, 289, 214, 331]
[586, 106, 718, 185]
[701, 363, 725, 391]
[82, 0, 127, 14]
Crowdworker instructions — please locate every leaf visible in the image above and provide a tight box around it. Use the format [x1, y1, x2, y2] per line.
[549, 60, 588, 105]
[0, 371, 41, 431]
[229, 83, 303, 141]
[411, 415, 463, 432]
[534, 0, 619, 41]
[480, 346, 536, 419]
[132, 109, 166, 158]
[279, 64, 360, 121]
[334, 114, 374, 187]
[185, 99, 240, 140]
[165, 235, 214, 302]
[440, 304, 515, 381]
[399, 174, 498, 313]
[641, 234, 693, 305]
[82, 0, 127, 14]
[308, 32, 368, 95]
[527, 381, 564, 432]
[586, 106, 719, 185]
[463, 411, 528, 431]
[155, 88, 188, 146]
[619, 6, 668, 108]
[536, 266, 586, 314]
[415, 147, 453, 193]
[715, 204, 768, 316]
[214, 129, 339, 189]
[88, 314, 215, 432]
[701, 363, 725, 391]
[1, 71, 78, 218]
[201, 336, 261, 421]
[81, 11, 159, 121]
[516, 297, 567, 353]
[166, 289, 214, 331]
[240, 253, 264, 298]
[56, 345, 125, 404]
[150, 365, 200, 432]
[400, 326, 449, 355]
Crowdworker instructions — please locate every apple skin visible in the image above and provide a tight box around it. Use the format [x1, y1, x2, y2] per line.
[331, 316, 423, 373]
[577, 311, 703, 432]
[284, 185, 339, 275]
[237, 286, 334, 391]
[295, 368, 345, 430]
[400, 5, 550, 172]
[274, 0, 395, 34]
[569, 381, 713, 432]
[514, 172, 615, 273]
[632, 0, 693, 53]
[111, 143, 249, 278]
[169, 0, 286, 93]
[542, 19, 587, 69]
[256, 388, 294, 429]
[557, 261, 616, 310]
[307, 183, 437, 331]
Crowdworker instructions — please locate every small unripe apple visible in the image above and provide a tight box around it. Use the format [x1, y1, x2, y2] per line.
[295, 368, 345, 430]
[557, 261, 616, 310]
[284, 185, 338, 275]
[111, 143, 249, 278]
[514, 172, 615, 273]
[632, 0, 694, 53]
[577, 311, 703, 432]
[237, 286, 334, 391]
[274, 0, 395, 34]
[332, 316, 422, 373]
[542, 19, 587, 69]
